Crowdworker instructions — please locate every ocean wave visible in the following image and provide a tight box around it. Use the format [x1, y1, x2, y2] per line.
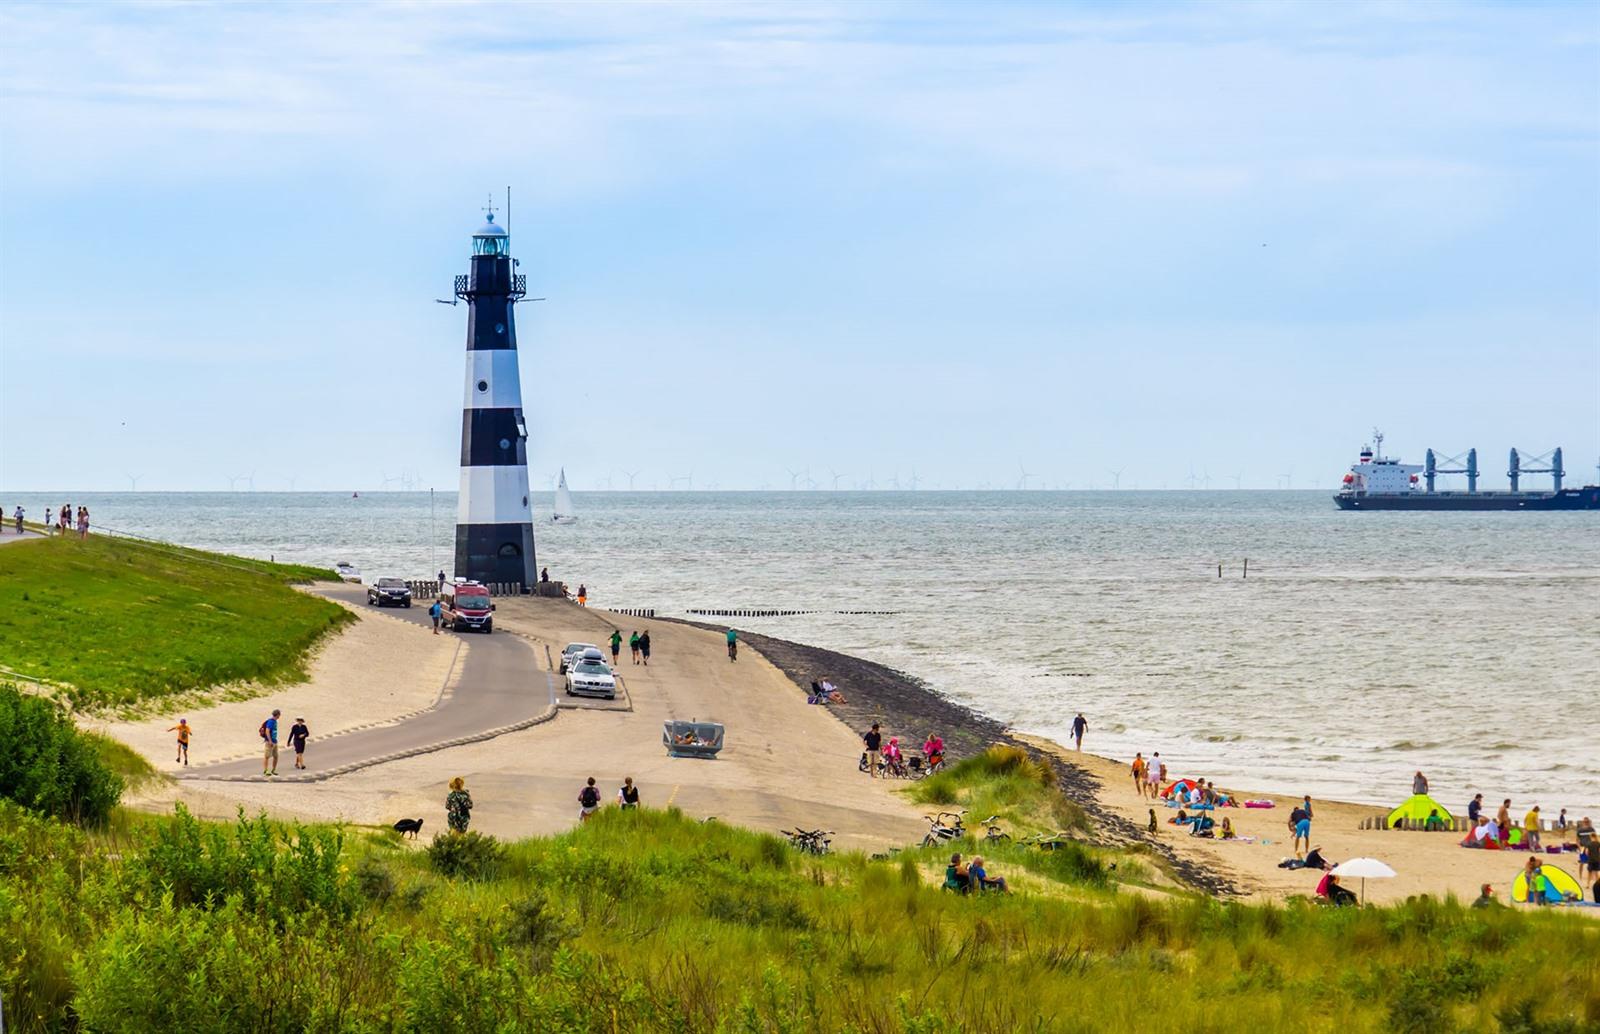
[1386, 740, 1441, 751]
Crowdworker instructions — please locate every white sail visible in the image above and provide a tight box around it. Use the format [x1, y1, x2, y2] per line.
[552, 469, 578, 523]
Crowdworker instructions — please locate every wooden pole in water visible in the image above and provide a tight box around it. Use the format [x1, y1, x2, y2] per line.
[1218, 563, 1222, 578]
[1243, 557, 1248, 579]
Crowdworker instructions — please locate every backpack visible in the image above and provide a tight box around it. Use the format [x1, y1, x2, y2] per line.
[580, 786, 600, 808]
[258, 721, 269, 741]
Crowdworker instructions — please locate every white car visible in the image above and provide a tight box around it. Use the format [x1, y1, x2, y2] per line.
[559, 642, 599, 674]
[565, 655, 617, 699]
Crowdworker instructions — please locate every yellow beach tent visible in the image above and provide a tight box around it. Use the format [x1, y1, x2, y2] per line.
[1512, 864, 1581, 904]
[1386, 794, 1454, 829]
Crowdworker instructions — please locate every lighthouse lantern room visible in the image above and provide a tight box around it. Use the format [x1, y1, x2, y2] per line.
[453, 207, 537, 588]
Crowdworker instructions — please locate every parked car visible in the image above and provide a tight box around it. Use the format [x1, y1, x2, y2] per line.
[559, 642, 600, 674]
[367, 577, 413, 608]
[565, 655, 617, 699]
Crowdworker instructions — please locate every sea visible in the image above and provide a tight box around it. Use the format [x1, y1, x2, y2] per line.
[14, 490, 1600, 815]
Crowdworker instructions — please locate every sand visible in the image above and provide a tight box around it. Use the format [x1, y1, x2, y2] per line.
[146, 598, 929, 853]
[1020, 734, 1595, 907]
[93, 598, 463, 772]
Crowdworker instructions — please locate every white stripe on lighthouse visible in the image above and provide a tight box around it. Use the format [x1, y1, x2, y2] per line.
[457, 467, 534, 525]
[462, 350, 525, 410]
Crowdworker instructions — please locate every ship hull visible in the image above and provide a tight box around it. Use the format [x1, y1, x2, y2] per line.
[1334, 487, 1600, 511]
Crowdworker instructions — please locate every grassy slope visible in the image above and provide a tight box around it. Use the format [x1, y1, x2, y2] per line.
[0, 534, 350, 707]
[4, 785, 1596, 1032]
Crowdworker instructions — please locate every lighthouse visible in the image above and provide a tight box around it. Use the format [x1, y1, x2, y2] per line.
[453, 208, 537, 588]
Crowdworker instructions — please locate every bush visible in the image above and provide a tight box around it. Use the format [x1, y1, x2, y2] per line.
[0, 685, 122, 824]
[125, 805, 354, 924]
[427, 829, 505, 880]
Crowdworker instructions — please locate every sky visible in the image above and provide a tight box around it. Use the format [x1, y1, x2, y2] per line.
[1, 0, 1596, 492]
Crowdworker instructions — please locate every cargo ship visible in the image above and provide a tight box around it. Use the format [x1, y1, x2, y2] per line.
[1333, 431, 1600, 511]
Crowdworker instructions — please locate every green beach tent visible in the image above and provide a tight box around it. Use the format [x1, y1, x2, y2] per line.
[1512, 864, 1581, 904]
[1386, 794, 1454, 829]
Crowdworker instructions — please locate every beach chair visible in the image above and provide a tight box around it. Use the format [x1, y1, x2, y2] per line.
[663, 719, 725, 759]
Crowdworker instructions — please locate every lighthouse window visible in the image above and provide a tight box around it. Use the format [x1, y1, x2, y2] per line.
[477, 380, 488, 393]
[499, 438, 511, 450]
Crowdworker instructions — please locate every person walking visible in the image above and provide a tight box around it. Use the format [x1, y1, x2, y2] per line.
[629, 630, 641, 664]
[259, 709, 281, 776]
[577, 583, 588, 607]
[726, 627, 738, 661]
[428, 598, 443, 634]
[12, 505, 23, 535]
[618, 776, 641, 808]
[168, 718, 192, 766]
[289, 716, 310, 770]
[446, 777, 473, 833]
[1132, 753, 1146, 798]
[578, 776, 602, 821]
[1147, 752, 1163, 797]
[58, 504, 70, 534]
[1071, 712, 1087, 751]
[1290, 799, 1312, 858]
[609, 629, 623, 665]
[638, 630, 651, 666]
[437, 569, 446, 591]
[1412, 771, 1429, 796]
[862, 723, 884, 778]
[77, 506, 89, 537]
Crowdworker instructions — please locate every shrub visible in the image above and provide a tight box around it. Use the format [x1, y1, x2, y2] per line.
[125, 805, 354, 923]
[0, 685, 122, 824]
[354, 856, 395, 903]
[427, 829, 504, 880]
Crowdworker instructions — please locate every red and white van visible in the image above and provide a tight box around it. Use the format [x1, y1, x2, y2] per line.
[440, 578, 494, 633]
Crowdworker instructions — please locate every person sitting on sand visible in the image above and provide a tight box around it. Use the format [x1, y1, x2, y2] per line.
[1304, 846, 1330, 870]
[944, 853, 971, 894]
[1472, 883, 1500, 909]
[1424, 809, 1446, 832]
[1220, 817, 1236, 839]
[969, 855, 1008, 893]
[820, 679, 845, 703]
[1325, 874, 1357, 907]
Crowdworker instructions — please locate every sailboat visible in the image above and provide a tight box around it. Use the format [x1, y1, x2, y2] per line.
[552, 469, 578, 524]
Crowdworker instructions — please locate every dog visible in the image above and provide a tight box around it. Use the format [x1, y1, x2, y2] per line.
[392, 818, 424, 839]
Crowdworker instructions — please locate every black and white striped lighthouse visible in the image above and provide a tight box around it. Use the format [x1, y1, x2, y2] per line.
[452, 208, 537, 587]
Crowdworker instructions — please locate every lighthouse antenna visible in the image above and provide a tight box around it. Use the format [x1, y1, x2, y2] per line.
[506, 185, 511, 239]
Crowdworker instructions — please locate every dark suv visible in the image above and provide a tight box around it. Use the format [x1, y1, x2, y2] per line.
[367, 577, 413, 608]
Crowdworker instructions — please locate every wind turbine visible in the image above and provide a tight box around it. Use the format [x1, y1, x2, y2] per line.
[1228, 472, 1243, 490]
[829, 469, 846, 490]
[1016, 462, 1037, 490]
[907, 469, 921, 491]
[786, 467, 803, 491]
[126, 473, 142, 491]
[623, 470, 640, 490]
[1278, 470, 1294, 490]
[1107, 467, 1124, 490]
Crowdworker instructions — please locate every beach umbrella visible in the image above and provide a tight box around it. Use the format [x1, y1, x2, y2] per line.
[1330, 857, 1397, 904]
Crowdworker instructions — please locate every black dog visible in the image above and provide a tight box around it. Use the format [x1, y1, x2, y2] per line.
[392, 818, 424, 839]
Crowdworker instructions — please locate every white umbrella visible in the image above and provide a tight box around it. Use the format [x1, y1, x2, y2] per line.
[1330, 857, 1397, 904]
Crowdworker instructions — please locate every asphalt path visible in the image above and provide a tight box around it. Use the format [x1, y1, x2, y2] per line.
[181, 584, 579, 782]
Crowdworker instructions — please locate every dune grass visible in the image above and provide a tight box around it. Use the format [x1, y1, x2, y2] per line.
[0, 534, 350, 708]
[907, 744, 1089, 834]
[4, 801, 1595, 1034]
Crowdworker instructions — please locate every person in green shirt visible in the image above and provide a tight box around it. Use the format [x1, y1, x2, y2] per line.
[629, 631, 641, 665]
[609, 629, 623, 665]
[726, 628, 738, 661]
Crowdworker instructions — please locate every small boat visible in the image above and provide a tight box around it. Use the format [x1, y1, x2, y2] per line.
[334, 561, 362, 583]
[552, 468, 578, 524]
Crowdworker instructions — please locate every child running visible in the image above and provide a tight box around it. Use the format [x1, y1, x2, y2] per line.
[168, 718, 192, 766]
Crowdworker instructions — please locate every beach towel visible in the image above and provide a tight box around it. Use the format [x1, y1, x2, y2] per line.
[1244, 800, 1275, 809]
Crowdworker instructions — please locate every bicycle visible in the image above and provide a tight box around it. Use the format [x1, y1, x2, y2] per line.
[920, 811, 967, 848]
[780, 828, 834, 855]
[979, 815, 1010, 844]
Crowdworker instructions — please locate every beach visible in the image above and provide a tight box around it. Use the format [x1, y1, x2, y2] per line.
[99, 587, 1596, 908]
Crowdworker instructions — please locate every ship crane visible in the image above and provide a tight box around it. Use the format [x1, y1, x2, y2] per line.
[1508, 448, 1564, 493]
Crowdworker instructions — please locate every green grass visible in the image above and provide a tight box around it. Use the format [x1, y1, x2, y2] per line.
[0, 534, 351, 708]
[907, 744, 1089, 834]
[3, 802, 1595, 1034]
[85, 731, 160, 790]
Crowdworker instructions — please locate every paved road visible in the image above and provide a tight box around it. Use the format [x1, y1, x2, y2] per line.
[182, 585, 565, 783]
